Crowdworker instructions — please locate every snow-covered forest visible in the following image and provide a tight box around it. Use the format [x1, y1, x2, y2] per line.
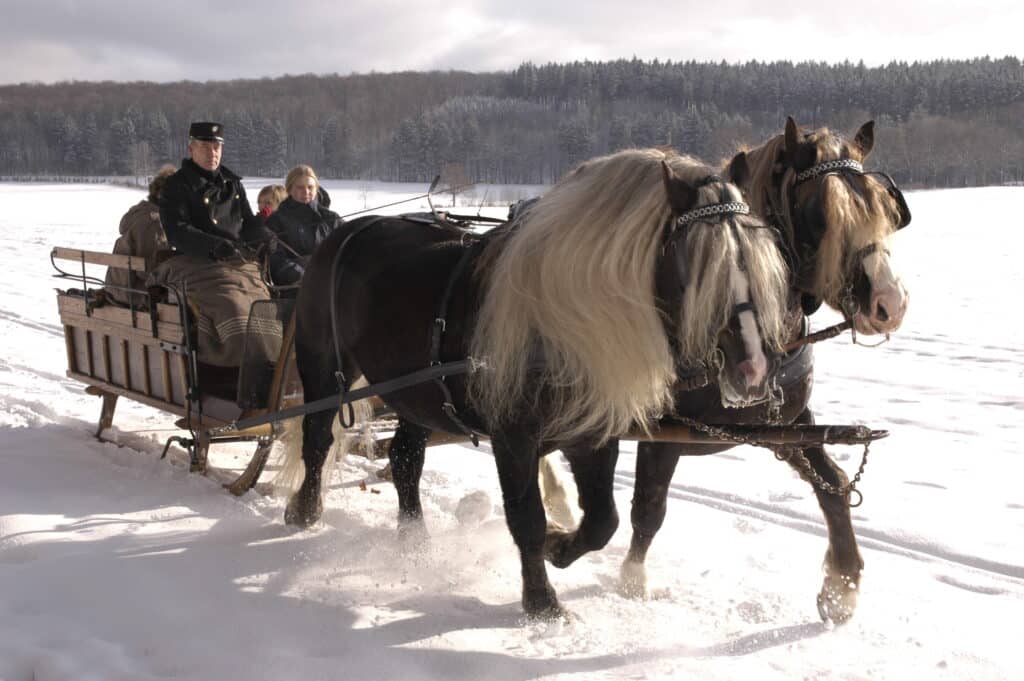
[2, 58, 1022, 185]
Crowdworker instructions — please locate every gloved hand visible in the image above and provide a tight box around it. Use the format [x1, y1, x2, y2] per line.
[210, 240, 238, 261]
[238, 239, 270, 262]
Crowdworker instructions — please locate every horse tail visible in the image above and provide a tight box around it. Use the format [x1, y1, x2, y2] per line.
[271, 377, 376, 496]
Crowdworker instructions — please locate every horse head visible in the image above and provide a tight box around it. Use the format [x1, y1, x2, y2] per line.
[730, 117, 910, 336]
[660, 155, 790, 408]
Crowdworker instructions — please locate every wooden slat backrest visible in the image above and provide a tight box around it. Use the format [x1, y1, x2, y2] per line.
[52, 247, 150, 273]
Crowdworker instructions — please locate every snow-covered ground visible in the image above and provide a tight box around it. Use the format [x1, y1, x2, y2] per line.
[0, 180, 1021, 681]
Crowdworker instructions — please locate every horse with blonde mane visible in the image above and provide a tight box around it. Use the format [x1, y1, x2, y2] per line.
[285, 148, 790, 618]
[618, 118, 911, 624]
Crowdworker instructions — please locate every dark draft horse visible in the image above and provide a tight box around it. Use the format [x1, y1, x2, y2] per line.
[616, 118, 911, 624]
[285, 148, 791, 618]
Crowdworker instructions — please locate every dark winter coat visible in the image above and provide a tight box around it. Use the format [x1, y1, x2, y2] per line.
[266, 190, 344, 286]
[159, 158, 270, 259]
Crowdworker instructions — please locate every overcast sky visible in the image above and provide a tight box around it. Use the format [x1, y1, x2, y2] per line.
[2, 0, 1021, 85]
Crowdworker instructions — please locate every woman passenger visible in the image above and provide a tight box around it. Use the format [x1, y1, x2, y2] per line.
[267, 165, 343, 287]
[104, 164, 177, 306]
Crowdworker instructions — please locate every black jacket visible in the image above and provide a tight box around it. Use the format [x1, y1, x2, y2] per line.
[267, 190, 344, 285]
[159, 159, 269, 259]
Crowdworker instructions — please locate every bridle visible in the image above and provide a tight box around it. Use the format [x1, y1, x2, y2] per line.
[792, 159, 911, 231]
[660, 178, 775, 393]
[662, 177, 760, 303]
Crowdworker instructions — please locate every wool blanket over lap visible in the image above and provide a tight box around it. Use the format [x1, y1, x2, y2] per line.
[149, 254, 280, 367]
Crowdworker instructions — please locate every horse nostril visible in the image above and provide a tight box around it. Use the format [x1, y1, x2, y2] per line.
[875, 303, 889, 322]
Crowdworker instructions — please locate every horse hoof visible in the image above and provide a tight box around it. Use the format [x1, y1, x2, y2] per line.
[522, 581, 565, 620]
[525, 606, 575, 625]
[618, 560, 648, 599]
[284, 493, 322, 528]
[523, 600, 569, 622]
[816, 573, 859, 625]
[544, 529, 576, 569]
[397, 518, 430, 549]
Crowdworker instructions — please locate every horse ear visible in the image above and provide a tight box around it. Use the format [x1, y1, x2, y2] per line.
[853, 120, 875, 158]
[784, 116, 800, 164]
[727, 152, 749, 186]
[662, 161, 697, 215]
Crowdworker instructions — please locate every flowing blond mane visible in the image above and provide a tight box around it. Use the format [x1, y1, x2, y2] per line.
[469, 148, 789, 445]
[740, 128, 903, 306]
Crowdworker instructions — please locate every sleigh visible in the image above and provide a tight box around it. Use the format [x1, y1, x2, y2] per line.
[51, 246, 310, 493]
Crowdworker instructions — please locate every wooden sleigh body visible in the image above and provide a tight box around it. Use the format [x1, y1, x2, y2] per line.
[52, 246, 304, 494]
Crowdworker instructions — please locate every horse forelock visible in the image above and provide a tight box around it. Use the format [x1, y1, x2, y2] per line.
[814, 173, 900, 303]
[676, 182, 789, 360]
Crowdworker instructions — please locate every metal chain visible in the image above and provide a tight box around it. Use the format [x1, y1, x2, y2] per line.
[672, 411, 871, 508]
[765, 373, 784, 425]
[773, 442, 871, 508]
[672, 413, 778, 449]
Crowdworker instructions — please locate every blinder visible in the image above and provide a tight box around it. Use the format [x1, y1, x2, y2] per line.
[792, 159, 911, 231]
[865, 171, 912, 230]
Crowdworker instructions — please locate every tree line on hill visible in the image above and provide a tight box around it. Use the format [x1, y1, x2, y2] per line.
[1, 57, 1021, 188]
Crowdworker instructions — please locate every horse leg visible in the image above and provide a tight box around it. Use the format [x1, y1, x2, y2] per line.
[285, 336, 355, 527]
[491, 428, 563, 618]
[790, 408, 864, 624]
[620, 441, 681, 597]
[284, 407, 338, 527]
[544, 440, 620, 569]
[387, 418, 431, 543]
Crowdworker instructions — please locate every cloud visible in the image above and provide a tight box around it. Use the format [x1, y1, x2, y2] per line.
[1, 0, 1021, 85]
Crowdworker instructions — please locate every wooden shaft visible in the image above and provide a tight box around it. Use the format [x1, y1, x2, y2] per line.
[408, 422, 886, 449]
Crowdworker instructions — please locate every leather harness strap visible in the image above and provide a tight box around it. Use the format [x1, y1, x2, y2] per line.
[430, 235, 486, 446]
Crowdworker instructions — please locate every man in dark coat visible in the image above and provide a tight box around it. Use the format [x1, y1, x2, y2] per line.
[159, 122, 268, 260]
[151, 122, 278, 375]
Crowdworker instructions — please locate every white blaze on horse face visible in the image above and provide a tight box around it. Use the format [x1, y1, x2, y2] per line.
[858, 248, 908, 335]
[730, 261, 768, 388]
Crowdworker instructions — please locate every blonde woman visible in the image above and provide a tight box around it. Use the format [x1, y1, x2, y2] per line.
[267, 165, 344, 286]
